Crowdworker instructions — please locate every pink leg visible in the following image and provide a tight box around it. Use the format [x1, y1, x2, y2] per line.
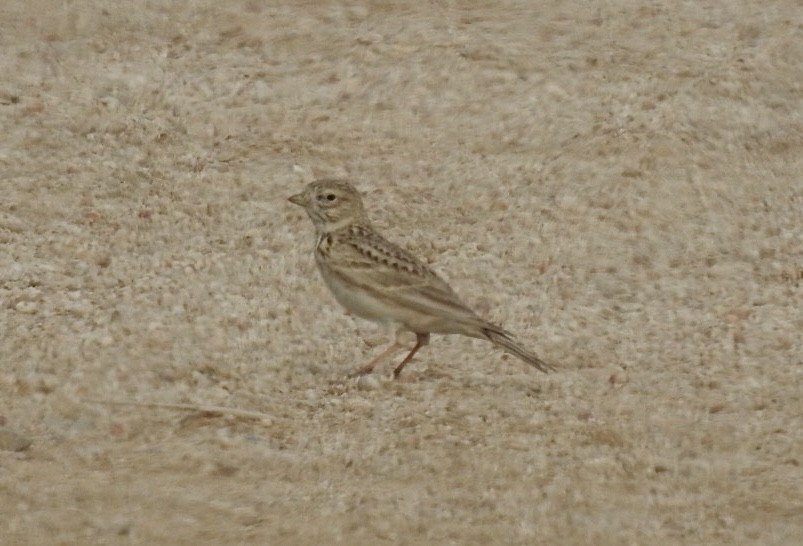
[392, 333, 430, 379]
[350, 342, 403, 377]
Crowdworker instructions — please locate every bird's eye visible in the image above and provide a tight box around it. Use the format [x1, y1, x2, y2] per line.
[325, 193, 337, 201]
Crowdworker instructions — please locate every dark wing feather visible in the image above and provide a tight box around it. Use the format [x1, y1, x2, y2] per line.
[332, 224, 484, 323]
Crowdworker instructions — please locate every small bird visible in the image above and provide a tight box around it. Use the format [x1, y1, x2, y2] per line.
[288, 179, 554, 378]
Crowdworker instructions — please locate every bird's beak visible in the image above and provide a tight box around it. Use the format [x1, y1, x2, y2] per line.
[288, 192, 308, 207]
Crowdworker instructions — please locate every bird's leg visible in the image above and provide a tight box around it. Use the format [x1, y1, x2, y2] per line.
[392, 333, 430, 379]
[350, 342, 403, 377]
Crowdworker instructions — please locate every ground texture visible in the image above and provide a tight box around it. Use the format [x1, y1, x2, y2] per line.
[1, 1, 802, 544]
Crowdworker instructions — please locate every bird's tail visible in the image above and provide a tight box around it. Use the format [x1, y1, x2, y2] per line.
[482, 327, 555, 373]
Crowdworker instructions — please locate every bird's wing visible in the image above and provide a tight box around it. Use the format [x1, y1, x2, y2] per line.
[328, 225, 484, 324]
[321, 225, 553, 372]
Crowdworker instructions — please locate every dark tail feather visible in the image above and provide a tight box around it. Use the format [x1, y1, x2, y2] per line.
[482, 327, 555, 373]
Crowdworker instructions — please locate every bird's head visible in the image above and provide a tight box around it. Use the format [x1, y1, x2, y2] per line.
[289, 179, 369, 232]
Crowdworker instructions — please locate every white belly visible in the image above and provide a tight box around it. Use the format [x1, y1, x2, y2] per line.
[320, 268, 395, 324]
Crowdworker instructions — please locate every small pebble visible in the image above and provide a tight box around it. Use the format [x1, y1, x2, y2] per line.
[0, 429, 32, 452]
[14, 301, 37, 314]
[356, 374, 380, 391]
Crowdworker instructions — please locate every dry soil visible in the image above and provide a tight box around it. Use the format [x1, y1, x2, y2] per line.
[1, 1, 802, 544]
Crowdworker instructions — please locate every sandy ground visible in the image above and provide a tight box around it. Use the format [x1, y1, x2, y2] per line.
[1, 1, 802, 544]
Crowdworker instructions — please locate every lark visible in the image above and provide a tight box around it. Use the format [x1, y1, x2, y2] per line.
[288, 179, 554, 378]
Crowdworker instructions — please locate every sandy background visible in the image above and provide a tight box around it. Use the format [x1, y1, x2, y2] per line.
[1, 0, 801, 544]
